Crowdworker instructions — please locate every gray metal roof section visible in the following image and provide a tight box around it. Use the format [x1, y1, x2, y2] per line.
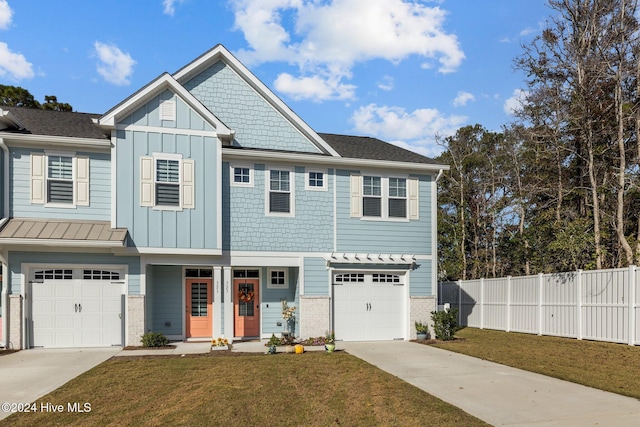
[0, 219, 127, 244]
[0, 107, 108, 140]
[319, 133, 439, 164]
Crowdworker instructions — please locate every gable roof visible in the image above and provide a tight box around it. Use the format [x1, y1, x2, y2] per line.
[99, 73, 233, 139]
[319, 133, 439, 164]
[0, 107, 108, 140]
[173, 44, 341, 157]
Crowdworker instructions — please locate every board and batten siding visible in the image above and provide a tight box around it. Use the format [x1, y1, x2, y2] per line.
[119, 89, 216, 132]
[7, 251, 140, 294]
[115, 129, 219, 250]
[11, 148, 110, 220]
[303, 257, 329, 296]
[222, 163, 334, 252]
[146, 265, 183, 337]
[183, 61, 322, 154]
[335, 170, 433, 254]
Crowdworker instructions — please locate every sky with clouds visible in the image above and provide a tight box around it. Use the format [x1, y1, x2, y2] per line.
[0, 0, 552, 157]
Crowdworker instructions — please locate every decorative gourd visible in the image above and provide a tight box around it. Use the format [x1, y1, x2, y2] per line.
[295, 344, 304, 354]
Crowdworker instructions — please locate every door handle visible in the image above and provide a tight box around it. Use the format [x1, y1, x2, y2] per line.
[75, 303, 78, 312]
[78, 304, 82, 312]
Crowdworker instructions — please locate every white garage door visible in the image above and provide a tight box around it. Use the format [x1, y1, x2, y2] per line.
[333, 272, 405, 341]
[31, 268, 124, 348]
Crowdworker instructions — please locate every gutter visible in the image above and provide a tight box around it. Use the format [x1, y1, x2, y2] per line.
[0, 138, 8, 347]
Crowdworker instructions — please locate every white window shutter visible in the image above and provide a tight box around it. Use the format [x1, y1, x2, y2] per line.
[30, 153, 46, 204]
[350, 174, 362, 218]
[181, 159, 195, 209]
[408, 177, 419, 220]
[140, 156, 154, 207]
[75, 156, 90, 206]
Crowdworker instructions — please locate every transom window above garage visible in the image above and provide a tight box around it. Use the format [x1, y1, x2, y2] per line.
[333, 272, 405, 286]
[83, 270, 121, 280]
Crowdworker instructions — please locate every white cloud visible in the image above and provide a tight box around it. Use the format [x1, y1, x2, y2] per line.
[231, 0, 464, 101]
[0, 42, 34, 80]
[94, 42, 136, 86]
[453, 91, 475, 107]
[162, 0, 185, 16]
[274, 72, 356, 101]
[0, 0, 12, 30]
[504, 89, 528, 115]
[351, 103, 467, 155]
[377, 75, 394, 91]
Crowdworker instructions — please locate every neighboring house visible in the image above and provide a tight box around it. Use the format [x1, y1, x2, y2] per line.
[0, 45, 447, 349]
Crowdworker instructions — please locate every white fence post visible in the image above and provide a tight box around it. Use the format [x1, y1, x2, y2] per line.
[480, 277, 484, 330]
[577, 269, 582, 341]
[629, 265, 636, 346]
[538, 273, 544, 336]
[506, 276, 511, 333]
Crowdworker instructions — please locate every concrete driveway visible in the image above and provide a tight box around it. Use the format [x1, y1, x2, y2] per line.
[345, 341, 640, 426]
[0, 347, 120, 421]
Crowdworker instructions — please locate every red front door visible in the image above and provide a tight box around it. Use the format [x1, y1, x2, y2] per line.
[234, 278, 260, 337]
[186, 279, 212, 338]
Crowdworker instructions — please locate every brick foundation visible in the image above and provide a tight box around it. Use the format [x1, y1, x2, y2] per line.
[299, 296, 330, 339]
[409, 296, 436, 339]
[127, 295, 145, 347]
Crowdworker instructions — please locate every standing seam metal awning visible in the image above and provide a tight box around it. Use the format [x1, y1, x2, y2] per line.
[0, 218, 128, 247]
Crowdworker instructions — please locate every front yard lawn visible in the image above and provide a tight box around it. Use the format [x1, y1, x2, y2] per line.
[1, 352, 487, 426]
[431, 328, 640, 399]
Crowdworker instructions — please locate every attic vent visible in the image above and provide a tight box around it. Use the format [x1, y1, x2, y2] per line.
[159, 100, 176, 121]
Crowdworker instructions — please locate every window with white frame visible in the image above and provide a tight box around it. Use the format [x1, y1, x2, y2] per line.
[268, 268, 288, 289]
[140, 154, 195, 209]
[47, 155, 74, 203]
[30, 152, 90, 207]
[268, 169, 293, 215]
[306, 170, 327, 191]
[350, 174, 418, 221]
[362, 176, 382, 217]
[231, 165, 253, 187]
[155, 158, 180, 206]
[388, 177, 407, 218]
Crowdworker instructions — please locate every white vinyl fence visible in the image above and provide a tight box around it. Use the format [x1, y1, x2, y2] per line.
[439, 266, 640, 346]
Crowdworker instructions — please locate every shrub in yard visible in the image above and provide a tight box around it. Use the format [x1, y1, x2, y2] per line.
[141, 332, 169, 347]
[430, 308, 459, 340]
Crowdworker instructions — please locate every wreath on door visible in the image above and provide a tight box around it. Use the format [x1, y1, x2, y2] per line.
[238, 289, 255, 303]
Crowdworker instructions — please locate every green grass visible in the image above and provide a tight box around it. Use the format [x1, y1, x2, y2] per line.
[0, 352, 488, 427]
[431, 328, 640, 399]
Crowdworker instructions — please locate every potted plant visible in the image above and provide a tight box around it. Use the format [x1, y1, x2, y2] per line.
[211, 337, 230, 350]
[265, 333, 279, 354]
[415, 320, 429, 340]
[324, 331, 336, 353]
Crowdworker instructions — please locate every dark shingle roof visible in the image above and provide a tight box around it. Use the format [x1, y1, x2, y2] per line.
[1, 107, 108, 139]
[319, 133, 438, 164]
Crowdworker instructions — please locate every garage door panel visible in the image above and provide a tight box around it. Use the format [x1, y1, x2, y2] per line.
[32, 273, 124, 348]
[333, 273, 406, 341]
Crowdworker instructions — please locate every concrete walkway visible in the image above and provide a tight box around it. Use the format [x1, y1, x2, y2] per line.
[344, 341, 640, 426]
[0, 347, 120, 421]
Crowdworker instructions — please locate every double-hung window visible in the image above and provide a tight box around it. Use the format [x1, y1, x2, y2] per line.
[47, 155, 74, 203]
[30, 152, 90, 207]
[155, 159, 180, 206]
[362, 176, 382, 217]
[388, 177, 407, 218]
[268, 169, 293, 215]
[351, 174, 418, 220]
[140, 154, 195, 210]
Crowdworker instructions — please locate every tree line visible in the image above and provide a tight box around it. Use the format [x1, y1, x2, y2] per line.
[437, 0, 640, 280]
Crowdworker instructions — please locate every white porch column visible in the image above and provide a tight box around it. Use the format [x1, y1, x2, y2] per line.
[213, 266, 222, 338]
[223, 267, 233, 340]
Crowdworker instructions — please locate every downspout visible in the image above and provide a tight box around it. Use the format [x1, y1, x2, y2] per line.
[0, 138, 9, 347]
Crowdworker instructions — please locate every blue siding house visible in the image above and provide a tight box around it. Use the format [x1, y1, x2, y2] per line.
[0, 45, 446, 349]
